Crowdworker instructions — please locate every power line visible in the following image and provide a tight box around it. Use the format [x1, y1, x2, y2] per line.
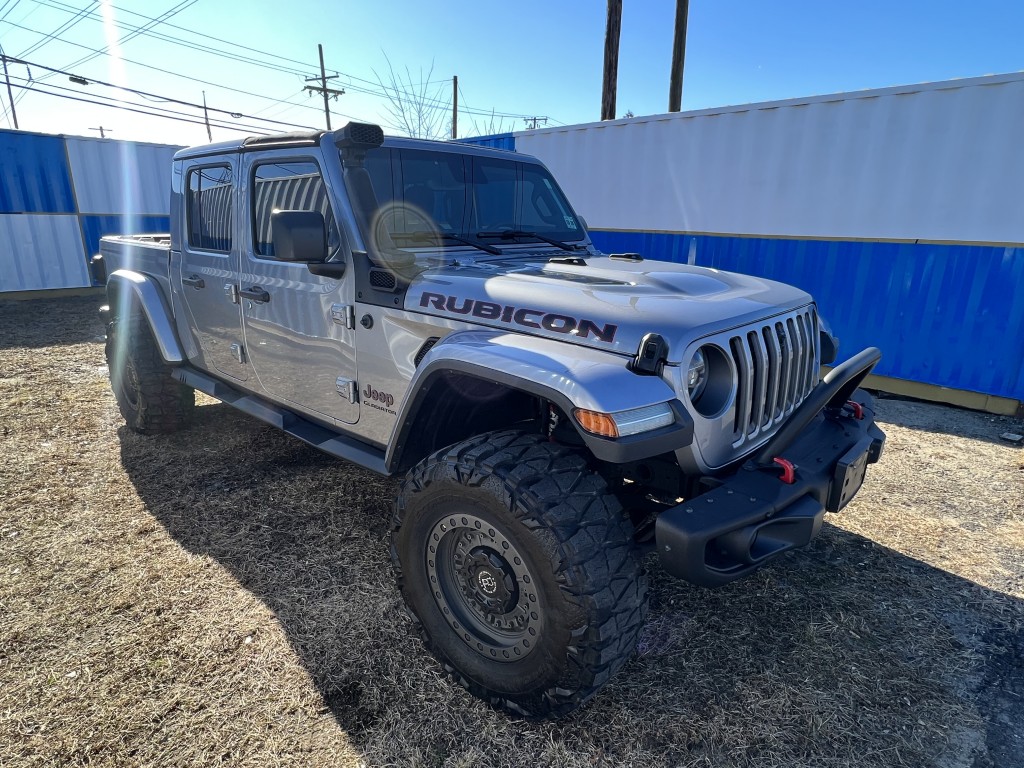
[8, 0, 197, 113]
[36, 0, 452, 91]
[9, 75, 276, 132]
[24, 0, 550, 121]
[0, 19, 329, 120]
[7, 78, 273, 134]
[58, 0, 197, 74]
[4, 54, 318, 130]
[17, 0, 94, 59]
[0, 0, 24, 20]
[2, 4, 559, 131]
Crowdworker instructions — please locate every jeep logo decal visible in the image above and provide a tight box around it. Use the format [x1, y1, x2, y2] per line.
[419, 292, 618, 343]
[362, 384, 395, 409]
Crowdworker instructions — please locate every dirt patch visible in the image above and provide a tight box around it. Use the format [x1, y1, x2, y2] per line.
[1, 296, 1022, 767]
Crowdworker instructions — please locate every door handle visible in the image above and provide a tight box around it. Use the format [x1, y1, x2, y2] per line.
[182, 274, 205, 289]
[238, 286, 271, 304]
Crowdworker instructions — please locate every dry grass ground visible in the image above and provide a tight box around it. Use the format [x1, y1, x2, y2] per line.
[1, 295, 1022, 768]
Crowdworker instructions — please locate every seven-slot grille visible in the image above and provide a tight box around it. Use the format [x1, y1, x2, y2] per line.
[729, 306, 819, 448]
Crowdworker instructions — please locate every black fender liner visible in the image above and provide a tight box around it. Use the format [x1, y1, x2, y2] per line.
[385, 359, 693, 474]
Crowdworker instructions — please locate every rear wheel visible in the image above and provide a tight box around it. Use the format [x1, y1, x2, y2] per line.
[392, 430, 648, 718]
[105, 313, 194, 434]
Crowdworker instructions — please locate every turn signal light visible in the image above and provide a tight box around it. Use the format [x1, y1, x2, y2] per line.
[573, 409, 619, 438]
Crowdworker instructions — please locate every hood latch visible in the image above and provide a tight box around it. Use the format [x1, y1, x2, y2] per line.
[629, 333, 669, 376]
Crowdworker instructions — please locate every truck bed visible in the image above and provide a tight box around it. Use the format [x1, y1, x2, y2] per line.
[99, 234, 172, 298]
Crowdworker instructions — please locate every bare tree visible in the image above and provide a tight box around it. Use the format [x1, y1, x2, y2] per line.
[374, 54, 451, 140]
[465, 109, 511, 137]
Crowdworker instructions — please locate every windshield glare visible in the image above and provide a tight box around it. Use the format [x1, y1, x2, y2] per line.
[360, 147, 584, 249]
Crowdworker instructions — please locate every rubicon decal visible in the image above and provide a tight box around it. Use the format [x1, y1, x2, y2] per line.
[419, 292, 618, 343]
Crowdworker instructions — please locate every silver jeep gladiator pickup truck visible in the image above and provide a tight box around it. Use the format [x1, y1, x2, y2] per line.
[93, 122, 885, 718]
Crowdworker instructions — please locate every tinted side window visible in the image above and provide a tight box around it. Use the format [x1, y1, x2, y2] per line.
[187, 165, 232, 252]
[252, 161, 338, 257]
[471, 158, 517, 232]
[521, 164, 580, 238]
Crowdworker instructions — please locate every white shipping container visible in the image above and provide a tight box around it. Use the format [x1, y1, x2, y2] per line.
[516, 73, 1024, 245]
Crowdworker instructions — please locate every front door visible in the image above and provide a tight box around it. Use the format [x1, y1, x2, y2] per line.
[238, 153, 358, 424]
[174, 159, 248, 381]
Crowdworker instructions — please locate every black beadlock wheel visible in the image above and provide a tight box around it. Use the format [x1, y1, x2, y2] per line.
[392, 430, 649, 718]
[105, 313, 194, 434]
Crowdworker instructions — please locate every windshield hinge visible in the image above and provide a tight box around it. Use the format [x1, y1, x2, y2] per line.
[331, 303, 356, 329]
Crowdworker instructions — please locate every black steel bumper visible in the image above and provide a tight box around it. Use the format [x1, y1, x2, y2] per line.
[656, 347, 886, 587]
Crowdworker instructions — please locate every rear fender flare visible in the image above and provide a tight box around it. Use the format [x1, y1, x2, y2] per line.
[386, 331, 692, 472]
[106, 269, 185, 364]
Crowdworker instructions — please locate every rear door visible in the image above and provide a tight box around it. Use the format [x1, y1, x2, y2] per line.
[238, 152, 358, 424]
[174, 159, 248, 381]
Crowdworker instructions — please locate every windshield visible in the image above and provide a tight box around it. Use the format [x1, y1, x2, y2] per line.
[359, 147, 585, 251]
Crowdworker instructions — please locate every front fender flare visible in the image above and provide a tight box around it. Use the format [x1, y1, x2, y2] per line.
[106, 269, 185, 364]
[385, 331, 693, 472]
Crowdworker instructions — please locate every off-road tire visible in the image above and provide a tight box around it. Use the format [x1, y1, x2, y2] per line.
[392, 430, 648, 719]
[105, 314, 194, 434]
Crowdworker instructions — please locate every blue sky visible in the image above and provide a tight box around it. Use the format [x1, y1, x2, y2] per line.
[0, 0, 1021, 145]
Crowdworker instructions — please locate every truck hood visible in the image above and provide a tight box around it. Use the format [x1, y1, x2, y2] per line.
[404, 254, 813, 363]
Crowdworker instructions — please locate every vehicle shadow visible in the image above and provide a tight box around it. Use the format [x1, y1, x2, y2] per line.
[0, 295, 106, 349]
[118, 402, 1023, 768]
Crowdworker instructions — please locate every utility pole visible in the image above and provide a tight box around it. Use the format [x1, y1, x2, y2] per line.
[451, 75, 457, 140]
[523, 116, 548, 130]
[668, 0, 690, 112]
[202, 90, 212, 141]
[601, 0, 622, 120]
[89, 126, 111, 138]
[304, 43, 344, 130]
[1, 53, 18, 129]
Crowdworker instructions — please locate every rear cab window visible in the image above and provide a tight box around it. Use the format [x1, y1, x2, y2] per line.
[186, 165, 233, 252]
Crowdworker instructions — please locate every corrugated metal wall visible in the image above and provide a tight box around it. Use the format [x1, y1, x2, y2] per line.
[455, 132, 517, 152]
[590, 231, 1024, 401]
[515, 73, 1024, 245]
[0, 129, 179, 293]
[485, 74, 1024, 402]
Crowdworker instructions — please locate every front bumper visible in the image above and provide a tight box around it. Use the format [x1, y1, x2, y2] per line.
[656, 348, 885, 587]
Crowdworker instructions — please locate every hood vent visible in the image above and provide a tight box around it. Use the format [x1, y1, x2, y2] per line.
[414, 337, 440, 367]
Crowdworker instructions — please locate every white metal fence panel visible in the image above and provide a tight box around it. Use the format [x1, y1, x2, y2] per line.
[65, 137, 180, 216]
[0, 214, 90, 291]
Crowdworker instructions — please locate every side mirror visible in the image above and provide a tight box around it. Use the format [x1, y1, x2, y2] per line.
[270, 210, 327, 263]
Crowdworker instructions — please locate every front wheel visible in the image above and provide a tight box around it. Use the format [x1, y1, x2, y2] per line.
[391, 431, 648, 718]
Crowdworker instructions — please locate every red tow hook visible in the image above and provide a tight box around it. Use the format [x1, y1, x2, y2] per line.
[846, 400, 865, 420]
[772, 457, 797, 484]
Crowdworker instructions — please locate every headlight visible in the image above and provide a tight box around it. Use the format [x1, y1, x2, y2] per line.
[574, 402, 676, 438]
[687, 348, 708, 401]
[684, 344, 733, 418]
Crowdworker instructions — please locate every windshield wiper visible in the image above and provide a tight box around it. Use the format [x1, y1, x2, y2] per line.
[476, 229, 580, 252]
[390, 230, 502, 256]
